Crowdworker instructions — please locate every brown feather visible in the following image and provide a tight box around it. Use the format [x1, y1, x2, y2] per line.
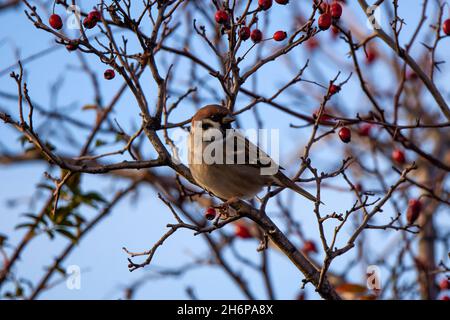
[188, 105, 318, 203]
[191, 105, 230, 124]
[273, 172, 318, 203]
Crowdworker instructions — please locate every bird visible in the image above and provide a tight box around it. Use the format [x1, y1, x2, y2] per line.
[187, 104, 318, 203]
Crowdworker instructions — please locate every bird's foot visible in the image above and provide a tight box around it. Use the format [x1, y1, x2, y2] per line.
[256, 232, 269, 252]
[215, 197, 240, 220]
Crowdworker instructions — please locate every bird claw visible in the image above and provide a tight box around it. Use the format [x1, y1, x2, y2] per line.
[215, 197, 239, 220]
[257, 233, 269, 252]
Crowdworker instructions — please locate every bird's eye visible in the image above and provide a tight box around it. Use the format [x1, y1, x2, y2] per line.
[210, 114, 220, 122]
[202, 122, 212, 130]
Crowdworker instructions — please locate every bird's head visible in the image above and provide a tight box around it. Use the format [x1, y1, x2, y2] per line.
[191, 105, 235, 134]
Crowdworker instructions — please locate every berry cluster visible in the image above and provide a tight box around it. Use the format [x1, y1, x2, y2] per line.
[83, 9, 102, 29]
[48, 6, 116, 81]
[49, 8, 102, 31]
[317, 1, 343, 30]
[215, 0, 291, 44]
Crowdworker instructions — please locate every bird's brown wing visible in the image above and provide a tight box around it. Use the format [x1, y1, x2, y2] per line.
[226, 129, 283, 169]
[227, 131, 317, 203]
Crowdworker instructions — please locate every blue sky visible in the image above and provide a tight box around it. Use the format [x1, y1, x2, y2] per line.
[0, 1, 449, 299]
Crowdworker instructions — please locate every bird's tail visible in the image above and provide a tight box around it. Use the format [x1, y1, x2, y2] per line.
[289, 181, 319, 203]
[274, 173, 320, 203]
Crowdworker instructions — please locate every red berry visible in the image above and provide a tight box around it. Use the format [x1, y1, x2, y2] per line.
[204, 207, 216, 221]
[215, 10, 229, 24]
[441, 295, 450, 301]
[306, 37, 319, 50]
[338, 127, 351, 143]
[258, 0, 273, 11]
[318, 13, 332, 30]
[392, 149, 406, 164]
[313, 108, 332, 124]
[296, 292, 305, 300]
[49, 14, 63, 30]
[329, 84, 341, 95]
[251, 29, 263, 43]
[239, 26, 251, 40]
[88, 9, 101, 22]
[83, 17, 97, 29]
[66, 42, 78, 51]
[330, 2, 343, 19]
[273, 30, 287, 41]
[318, 2, 329, 14]
[366, 48, 378, 64]
[359, 123, 372, 137]
[104, 69, 115, 80]
[302, 240, 317, 254]
[407, 199, 422, 224]
[235, 224, 252, 239]
[275, 0, 289, 4]
[407, 70, 418, 81]
[443, 19, 450, 36]
[439, 279, 449, 291]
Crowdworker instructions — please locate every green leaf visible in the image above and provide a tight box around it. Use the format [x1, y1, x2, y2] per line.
[83, 191, 106, 203]
[95, 139, 106, 147]
[18, 135, 28, 147]
[73, 213, 86, 225]
[21, 213, 48, 226]
[0, 233, 7, 247]
[56, 228, 79, 243]
[36, 183, 54, 191]
[15, 286, 23, 297]
[53, 206, 73, 220]
[44, 142, 56, 151]
[24, 145, 37, 153]
[57, 219, 75, 227]
[115, 133, 124, 142]
[75, 191, 106, 209]
[15, 223, 36, 230]
[46, 229, 55, 240]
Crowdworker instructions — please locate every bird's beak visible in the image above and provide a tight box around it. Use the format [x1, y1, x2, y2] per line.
[222, 115, 235, 124]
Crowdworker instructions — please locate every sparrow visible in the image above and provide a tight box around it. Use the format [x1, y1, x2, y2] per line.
[188, 105, 317, 203]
